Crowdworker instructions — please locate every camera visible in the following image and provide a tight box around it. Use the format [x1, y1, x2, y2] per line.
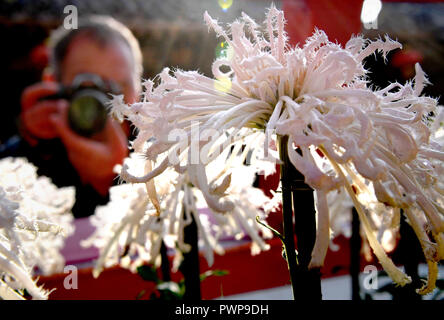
[43, 73, 120, 137]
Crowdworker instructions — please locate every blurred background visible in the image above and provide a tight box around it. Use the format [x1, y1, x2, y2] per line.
[1, 0, 443, 143]
[0, 0, 278, 143]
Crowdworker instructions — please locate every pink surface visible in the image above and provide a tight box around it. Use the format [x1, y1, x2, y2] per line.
[60, 208, 247, 267]
[60, 217, 99, 265]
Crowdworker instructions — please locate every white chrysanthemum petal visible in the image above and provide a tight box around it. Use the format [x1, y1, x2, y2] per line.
[85, 151, 275, 274]
[0, 157, 75, 299]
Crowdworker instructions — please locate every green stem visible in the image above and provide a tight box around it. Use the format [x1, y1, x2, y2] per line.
[256, 216, 284, 243]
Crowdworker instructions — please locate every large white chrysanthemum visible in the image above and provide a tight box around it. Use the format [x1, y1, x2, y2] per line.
[83, 152, 277, 278]
[110, 7, 443, 293]
[0, 157, 75, 300]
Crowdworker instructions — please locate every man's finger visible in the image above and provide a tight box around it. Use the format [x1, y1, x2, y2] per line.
[23, 101, 62, 139]
[21, 82, 60, 112]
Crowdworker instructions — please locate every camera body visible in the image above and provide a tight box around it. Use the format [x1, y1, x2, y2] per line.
[43, 73, 120, 137]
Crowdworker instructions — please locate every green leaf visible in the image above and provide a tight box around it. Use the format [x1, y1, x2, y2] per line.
[136, 289, 146, 300]
[156, 282, 184, 300]
[199, 269, 229, 282]
[157, 281, 181, 294]
[157, 289, 182, 300]
[137, 265, 160, 283]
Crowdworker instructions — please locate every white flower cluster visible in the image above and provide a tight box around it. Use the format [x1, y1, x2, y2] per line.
[83, 153, 278, 278]
[0, 157, 75, 300]
[109, 7, 443, 293]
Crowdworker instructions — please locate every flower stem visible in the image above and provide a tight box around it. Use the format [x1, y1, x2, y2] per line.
[278, 135, 322, 300]
[160, 241, 171, 282]
[350, 207, 362, 300]
[290, 166, 322, 300]
[179, 212, 201, 300]
[278, 135, 299, 299]
[396, 211, 423, 300]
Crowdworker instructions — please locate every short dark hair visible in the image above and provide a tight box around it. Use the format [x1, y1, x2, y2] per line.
[49, 15, 142, 89]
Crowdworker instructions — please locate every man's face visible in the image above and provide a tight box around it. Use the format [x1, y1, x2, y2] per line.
[60, 35, 139, 104]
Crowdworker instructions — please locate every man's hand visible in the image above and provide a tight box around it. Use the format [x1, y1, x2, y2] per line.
[21, 81, 128, 195]
[21, 82, 64, 140]
[49, 102, 128, 195]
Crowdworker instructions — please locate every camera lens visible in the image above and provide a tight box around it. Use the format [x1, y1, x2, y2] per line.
[68, 89, 108, 136]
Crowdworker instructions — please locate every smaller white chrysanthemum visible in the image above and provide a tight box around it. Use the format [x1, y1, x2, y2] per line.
[83, 151, 277, 277]
[0, 157, 75, 300]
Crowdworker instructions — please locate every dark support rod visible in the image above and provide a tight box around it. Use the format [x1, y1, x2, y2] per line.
[279, 135, 322, 300]
[290, 159, 322, 301]
[179, 213, 201, 300]
[396, 210, 422, 301]
[350, 207, 361, 300]
[279, 135, 300, 299]
[160, 241, 171, 282]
